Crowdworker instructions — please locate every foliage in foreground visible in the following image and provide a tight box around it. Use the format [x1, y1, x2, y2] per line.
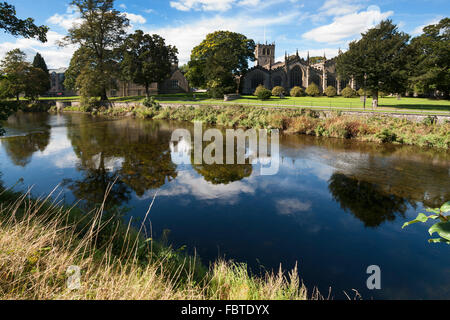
[0, 187, 311, 300]
[402, 202, 450, 244]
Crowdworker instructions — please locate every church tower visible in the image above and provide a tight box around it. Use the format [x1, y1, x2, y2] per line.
[255, 43, 275, 68]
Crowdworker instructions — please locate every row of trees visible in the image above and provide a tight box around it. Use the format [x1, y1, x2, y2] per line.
[0, 50, 50, 101]
[63, 0, 178, 102]
[337, 19, 449, 107]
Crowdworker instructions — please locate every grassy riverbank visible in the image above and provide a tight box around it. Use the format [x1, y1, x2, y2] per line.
[61, 103, 450, 149]
[38, 94, 450, 113]
[0, 186, 312, 300]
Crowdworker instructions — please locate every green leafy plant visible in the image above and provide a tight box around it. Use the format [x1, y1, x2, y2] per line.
[290, 86, 304, 97]
[402, 202, 450, 244]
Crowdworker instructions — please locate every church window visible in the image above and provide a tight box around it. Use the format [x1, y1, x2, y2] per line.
[290, 66, 302, 87]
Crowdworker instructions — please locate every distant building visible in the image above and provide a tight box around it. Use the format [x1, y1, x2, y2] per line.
[108, 68, 190, 97]
[47, 68, 76, 97]
[241, 43, 356, 95]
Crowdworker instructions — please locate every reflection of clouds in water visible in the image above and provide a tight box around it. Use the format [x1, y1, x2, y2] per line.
[140, 170, 255, 205]
[91, 154, 124, 171]
[34, 127, 80, 169]
[170, 138, 191, 165]
[276, 198, 312, 215]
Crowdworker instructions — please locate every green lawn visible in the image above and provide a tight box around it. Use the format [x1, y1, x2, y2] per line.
[36, 93, 450, 114]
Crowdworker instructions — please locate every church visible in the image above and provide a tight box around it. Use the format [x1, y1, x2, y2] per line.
[241, 43, 354, 95]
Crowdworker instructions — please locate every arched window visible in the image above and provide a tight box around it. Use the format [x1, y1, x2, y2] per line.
[290, 66, 302, 88]
[251, 72, 265, 90]
[273, 76, 282, 87]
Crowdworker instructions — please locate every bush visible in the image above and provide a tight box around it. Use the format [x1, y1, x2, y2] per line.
[142, 96, 161, 111]
[305, 83, 320, 97]
[290, 86, 304, 97]
[341, 86, 356, 98]
[325, 86, 337, 97]
[254, 85, 272, 100]
[272, 86, 285, 97]
[376, 129, 397, 143]
[357, 88, 369, 97]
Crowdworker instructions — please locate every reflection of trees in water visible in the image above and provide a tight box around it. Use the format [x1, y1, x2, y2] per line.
[193, 163, 252, 185]
[1, 112, 52, 167]
[282, 134, 450, 209]
[65, 116, 178, 201]
[2, 131, 50, 167]
[190, 140, 253, 185]
[328, 173, 411, 228]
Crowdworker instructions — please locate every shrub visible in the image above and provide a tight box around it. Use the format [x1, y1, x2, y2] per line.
[357, 88, 372, 97]
[376, 129, 397, 143]
[290, 86, 304, 97]
[305, 83, 320, 97]
[341, 86, 356, 98]
[325, 86, 337, 97]
[272, 86, 285, 97]
[142, 96, 161, 111]
[255, 86, 272, 100]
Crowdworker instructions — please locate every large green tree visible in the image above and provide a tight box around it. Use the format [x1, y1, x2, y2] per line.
[0, 1, 48, 42]
[408, 18, 450, 98]
[121, 30, 179, 98]
[336, 20, 411, 107]
[186, 31, 255, 98]
[62, 0, 129, 101]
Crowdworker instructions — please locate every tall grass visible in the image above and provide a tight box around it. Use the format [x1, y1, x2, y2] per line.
[0, 186, 313, 300]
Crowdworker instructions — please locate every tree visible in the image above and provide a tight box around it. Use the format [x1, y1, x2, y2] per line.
[0, 49, 51, 101]
[0, 1, 48, 42]
[306, 83, 320, 96]
[186, 31, 255, 98]
[62, 0, 130, 102]
[32, 53, 50, 93]
[408, 18, 450, 98]
[336, 20, 411, 107]
[0, 49, 28, 100]
[121, 30, 178, 98]
[32, 52, 49, 74]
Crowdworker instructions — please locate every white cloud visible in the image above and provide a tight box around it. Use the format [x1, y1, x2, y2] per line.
[303, 5, 393, 44]
[169, 0, 291, 11]
[0, 30, 77, 69]
[319, 0, 364, 16]
[170, 0, 236, 12]
[411, 16, 443, 36]
[119, 3, 127, 9]
[46, 5, 82, 31]
[124, 13, 147, 24]
[144, 11, 302, 64]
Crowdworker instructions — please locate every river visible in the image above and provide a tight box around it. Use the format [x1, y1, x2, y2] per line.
[0, 112, 449, 299]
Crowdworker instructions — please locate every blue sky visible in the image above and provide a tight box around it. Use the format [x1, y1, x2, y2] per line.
[1, 0, 449, 69]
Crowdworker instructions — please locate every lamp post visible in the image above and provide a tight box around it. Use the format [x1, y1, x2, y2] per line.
[363, 73, 367, 111]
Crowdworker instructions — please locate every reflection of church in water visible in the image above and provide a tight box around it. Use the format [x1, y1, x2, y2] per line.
[241, 43, 355, 95]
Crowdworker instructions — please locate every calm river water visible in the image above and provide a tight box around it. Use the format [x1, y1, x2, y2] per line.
[1, 112, 449, 299]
